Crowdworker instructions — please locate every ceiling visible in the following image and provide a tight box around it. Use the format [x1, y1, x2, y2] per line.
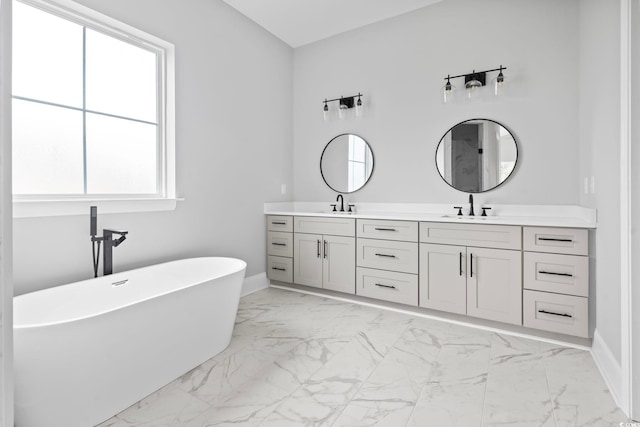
[221, 0, 443, 48]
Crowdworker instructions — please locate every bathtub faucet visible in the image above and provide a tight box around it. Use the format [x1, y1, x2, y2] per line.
[89, 207, 129, 276]
[103, 229, 128, 276]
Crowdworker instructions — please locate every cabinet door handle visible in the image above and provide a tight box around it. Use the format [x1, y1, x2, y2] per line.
[271, 267, 286, 272]
[317, 240, 321, 258]
[459, 252, 463, 276]
[271, 221, 287, 225]
[375, 253, 396, 258]
[470, 253, 473, 278]
[374, 283, 397, 290]
[324, 240, 327, 259]
[271, 242, 286, 246]
[538, 237, 573, 243]
[538, 271, 573, 277]
[374, 228, 397, 232]
[538, 309, 572, 318]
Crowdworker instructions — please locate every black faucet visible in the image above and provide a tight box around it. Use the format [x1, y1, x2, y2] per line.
[90, 206, 129, 277]
[103, 229, 128, 275]
[336, 194, 345, 212]
[469, 194, 475, 216]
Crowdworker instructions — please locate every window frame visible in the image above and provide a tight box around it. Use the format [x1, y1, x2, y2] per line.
[12, 0, 176, 217]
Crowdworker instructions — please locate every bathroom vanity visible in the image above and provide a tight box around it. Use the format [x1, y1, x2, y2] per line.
[265, 204, 595, 339]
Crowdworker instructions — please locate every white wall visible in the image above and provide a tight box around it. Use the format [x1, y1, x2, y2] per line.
[578, 0, 621, 365]
[630, 0, 640, 418]
[0, 0, 12, 424]
[12, 0, 293, 295]
[293, 0, 580, 206]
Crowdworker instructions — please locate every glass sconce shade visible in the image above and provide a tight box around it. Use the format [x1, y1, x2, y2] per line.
[492, 68, 507, 96]
[443, 77, 455, 103]
[355, 95, 363, 117]
[338, 105, 347, 119]
[323, 100, 329, 121]
[465, 78, 483, 100]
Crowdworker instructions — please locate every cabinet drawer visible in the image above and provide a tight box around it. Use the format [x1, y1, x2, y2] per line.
[357, 238, 418, 274]
[294, 216, 355, 237]
[356, 219, 418, 242]
[524, 252, 588, 297]
[356, 267, 418, 306]
[420, 222, 521, 250]
[267, 215, 293, 232]
[523, 290, 588, 337]
[523, 227, 588, 256]
[267, 256, 293, 283]
[267, 231, 293, 257]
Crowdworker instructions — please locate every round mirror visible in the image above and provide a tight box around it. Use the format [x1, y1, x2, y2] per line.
[435, 119, 518, 193]
[320, 134, 374, 193]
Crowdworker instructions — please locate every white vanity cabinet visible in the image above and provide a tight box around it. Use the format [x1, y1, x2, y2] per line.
[523, 227, 589, 337]
[266, 216, 293, 283]
[293, 217, 356, 294]
[419, 222, 523, 325]
[419, 243, 467, 314]
[355, 219, 419, 306]
[265, 210, 594, 339]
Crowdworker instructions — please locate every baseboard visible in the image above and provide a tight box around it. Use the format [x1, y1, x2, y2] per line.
[241, 272, 269, 297]
[591, 329, 623, 409]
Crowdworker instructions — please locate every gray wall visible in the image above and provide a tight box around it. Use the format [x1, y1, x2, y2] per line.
[292, 0, 580, 206]
[578, 0, 621, 363]
[13, 0, 293, 295]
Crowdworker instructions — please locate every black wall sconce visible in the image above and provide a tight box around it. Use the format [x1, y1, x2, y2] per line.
[323, 93, 363, 120]
[443, 65, 507, 102]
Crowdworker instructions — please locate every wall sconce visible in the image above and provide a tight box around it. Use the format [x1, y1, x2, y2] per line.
[323, 93, 363, 120]
[442, 65, 507, 102]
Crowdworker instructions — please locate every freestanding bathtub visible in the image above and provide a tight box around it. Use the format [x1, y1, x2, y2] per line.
[14, 257, 246, 427]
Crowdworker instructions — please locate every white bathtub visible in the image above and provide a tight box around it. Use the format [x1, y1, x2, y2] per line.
[14, 257, 246, 427]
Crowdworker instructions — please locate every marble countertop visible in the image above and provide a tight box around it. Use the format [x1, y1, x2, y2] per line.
[264, 202, 597, 229]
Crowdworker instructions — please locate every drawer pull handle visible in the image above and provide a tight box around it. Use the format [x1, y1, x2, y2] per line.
[317, 240, 321, 258]
[459, 252, 463, 276]
[538, 271, 573, 277]
[271, 221, 287, 225]
[374, 228, 397, 232]
[538, 309, 572, 318]
[271, 242, 287, 246]
[470, 253, 473, 278]
[538, 237, 573, 243]
[324, 240, 328, 259]
[374, 283, 397, 290]
[375, 253, 396, 258]
[271, 267, 286, 272]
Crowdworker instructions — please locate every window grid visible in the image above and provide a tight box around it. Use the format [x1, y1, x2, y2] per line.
[12, 0, 162, 198]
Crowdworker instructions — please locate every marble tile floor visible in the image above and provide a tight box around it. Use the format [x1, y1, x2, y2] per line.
[99, 287, 628, 427]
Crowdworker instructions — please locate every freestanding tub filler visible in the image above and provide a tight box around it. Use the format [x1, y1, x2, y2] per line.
[14, 257, 247, 427]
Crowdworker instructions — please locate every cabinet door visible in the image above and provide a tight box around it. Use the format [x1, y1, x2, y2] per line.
[467, 247, 522, 325]
[323, 235, 356, 294]
[293, 233, 323, 288]
[419, 244, 467, 315]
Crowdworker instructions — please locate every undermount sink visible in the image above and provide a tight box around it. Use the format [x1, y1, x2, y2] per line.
[440, 215, 498, 220]
[314, 211, 354, 215]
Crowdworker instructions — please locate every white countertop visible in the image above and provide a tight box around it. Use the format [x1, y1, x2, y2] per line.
[264, 202, 597, 229]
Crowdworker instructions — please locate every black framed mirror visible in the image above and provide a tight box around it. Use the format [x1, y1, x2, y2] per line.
[320, 134, 374, 193]
[435, 119, 518, 193]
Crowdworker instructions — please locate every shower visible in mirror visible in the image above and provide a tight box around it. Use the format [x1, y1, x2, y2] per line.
[435, 119, 518, 193]
[320, 134, 374, 193]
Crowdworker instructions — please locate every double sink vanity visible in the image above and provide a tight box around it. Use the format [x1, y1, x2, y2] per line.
[267, 118, 596, 340]
[266, 205, 595, 339]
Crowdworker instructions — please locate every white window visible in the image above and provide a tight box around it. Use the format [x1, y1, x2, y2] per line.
[12, 0, 176, 217]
